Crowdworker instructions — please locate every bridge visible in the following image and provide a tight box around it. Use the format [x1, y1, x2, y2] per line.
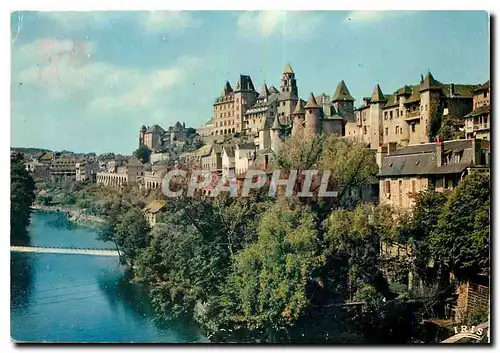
[10, 246, 120, 257]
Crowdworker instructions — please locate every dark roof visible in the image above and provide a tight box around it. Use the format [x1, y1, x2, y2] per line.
[371, 84, 387, 103]
[235, 75, 256, 92]
[332, 80, 355, 102]
[223, 146, 235, 158]
[237, 142, 256, 150]
[395, 85, 412, 96]
[222, 81, 233, 95]
[419, 71, 442, 92]
[140, 125, 147, 131]
[404, 87, 421, 105]
[268, 85, 280, 94]
[276, 91, 298, 101]
[378, 139, 482, 177]
[293, 99, 306, 115]
[270, 115, 281, 130]
[463, 104, 490, 118]
[146, 124, 165, 134]
[127, 156, 144, 167]
[382, 94, 398, 108]
[304, 92, 319, 108]
[473, 80, 490, 93]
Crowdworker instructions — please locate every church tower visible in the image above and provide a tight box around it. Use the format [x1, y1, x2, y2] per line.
[331, 80, 355, 122]
[304, 93, 321, 139]
[280, 63, 298, 97]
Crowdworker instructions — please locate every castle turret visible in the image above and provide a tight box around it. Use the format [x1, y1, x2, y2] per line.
[139, 125, 147, 146]
[304, 92, 321, 139]
[331, 80, 355, 122]
[369, 84, 387, 148]
[270, 115, 283, 153]
[291, 99, 305, 137]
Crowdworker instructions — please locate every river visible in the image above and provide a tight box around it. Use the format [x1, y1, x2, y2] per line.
[10, 211, 208, 343]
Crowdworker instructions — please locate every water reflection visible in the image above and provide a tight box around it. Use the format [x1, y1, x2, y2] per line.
[10, 252, 34, 309]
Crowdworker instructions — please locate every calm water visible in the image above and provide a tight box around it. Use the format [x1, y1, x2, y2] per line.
[10, 211, 208, 343]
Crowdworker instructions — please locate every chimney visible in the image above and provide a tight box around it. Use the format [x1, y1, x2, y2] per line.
[376, 144, 387, 169]
[436, 135, 444, 167]
[387, 142, 397, 155]
[450, 84, 455, 97]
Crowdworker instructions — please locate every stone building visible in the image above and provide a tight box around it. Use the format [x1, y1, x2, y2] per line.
[75, 160, 98, 182]
[378, 137, 490, 209]
[222, 146, 236, 179]
[50, 154, 77, 181]
[143, 200, 166, 227]
[139, 122, 188, 151]
[355, 72, 477, 148]
[463, 80, 490, 140]
[96, 156, 144, 187]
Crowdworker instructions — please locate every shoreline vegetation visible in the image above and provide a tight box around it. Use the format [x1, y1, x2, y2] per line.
[15, 135, 490, 344]
[30, 204, 106, 228]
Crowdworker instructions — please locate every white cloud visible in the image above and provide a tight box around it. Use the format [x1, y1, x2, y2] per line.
[343, 11, 414, 24]
[237, 11, 324, 39]
[141, 11, 200, 33]
[13, 38, 201, 111]
[38, 11, 200, 34]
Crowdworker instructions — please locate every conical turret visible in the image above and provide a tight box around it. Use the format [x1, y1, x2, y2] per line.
[332, 80, 354, 102]
[371, 84, 387, 103]
[304, 92, 321, 138]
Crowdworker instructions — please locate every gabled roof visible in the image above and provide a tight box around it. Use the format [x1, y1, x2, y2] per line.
[304, 92, 319, 109]
[173, 121, 183, 130]
[292, 99, 306, 115]
[463, 104, 490, 118]
[371, 84, 387, 103]
[283, 63, 294, 74]
[332, 80, 355, 102]
[419, 71, 442, 92]
[235, 75, 256, 92]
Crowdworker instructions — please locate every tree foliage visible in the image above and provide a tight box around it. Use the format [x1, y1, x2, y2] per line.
[11, 153, 36, 244]
[134, 144, 151, 164]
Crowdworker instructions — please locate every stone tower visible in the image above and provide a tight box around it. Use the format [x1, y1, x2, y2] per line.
[270, 115, 283, 153]
[331, 80, 355, 122]
[291, 99, 305, 137]
[280, 63, 298, 97]
[304, 92, 321, 139]
[139, 125, 147, 147]
[233, 75, 258, 132]
[369, 84, 387, 148]
[419, 71, 442, 143]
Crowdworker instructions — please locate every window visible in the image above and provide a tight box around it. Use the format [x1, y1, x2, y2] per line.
[395, 126, 399, 134]
[455, 151, 462, 163]
[396, 110, 399, 118]
[390, 111, 393, 119]
[363, 126, 367, 134]
[484, 91, 488, 98]
[385, 127, 388, 135]
[411, 124, 416, 133]
[425, 104, 428, 111]
[443, 101, 448, 109]
[484, 116, 489, 125]
[385, 180, 391, 194]
[400, 127, 404, 134]
[384, 111, 388, 119]
[398, 180, 403, 206]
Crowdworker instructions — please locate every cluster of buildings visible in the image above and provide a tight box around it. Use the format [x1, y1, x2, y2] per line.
[138, 121, 189, 152]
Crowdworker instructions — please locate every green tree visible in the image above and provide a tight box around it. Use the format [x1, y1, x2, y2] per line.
[11, 153, 36, 244]
[112, 207, 150, 264]
[134, 144, 151, 164]
[431, 173, 490, 280]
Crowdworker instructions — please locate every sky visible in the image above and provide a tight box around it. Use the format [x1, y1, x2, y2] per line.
[10, 10, 490, 154]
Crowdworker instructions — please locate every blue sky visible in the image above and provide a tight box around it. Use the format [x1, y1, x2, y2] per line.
[11, 10, 489, 154]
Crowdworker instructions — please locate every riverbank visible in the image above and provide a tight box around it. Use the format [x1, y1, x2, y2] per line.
[31, 204, 105, 228]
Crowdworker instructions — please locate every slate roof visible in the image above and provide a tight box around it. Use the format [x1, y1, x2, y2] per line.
[237, 142, 256, 150]
[127, 156, 144, 167]
[305, 92, 319, 108]
[270, 115, 282, 130]
[258, 84, 270, 99]
[293, 99, 306, 115]
[268, 85, 280, 94]
[332, 80, 355, 102]
[378, 139, 482, 177]
[371, 84, 387, 103]
[235, 75, 256, 92]
[473, 80, 490, 93]
[463, 104, 490, 118]
[419, 71, 442, 92]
